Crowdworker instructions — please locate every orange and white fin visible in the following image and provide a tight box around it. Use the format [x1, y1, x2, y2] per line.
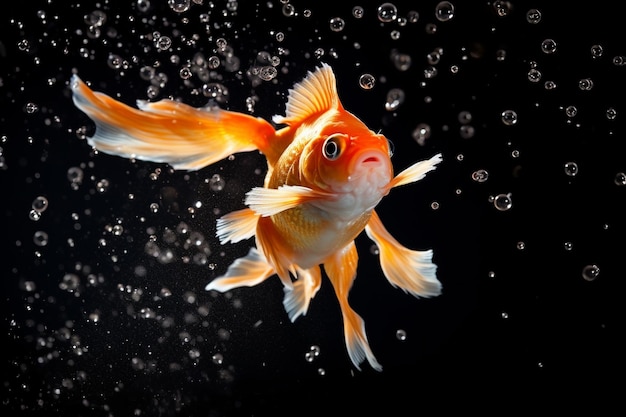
[245, 185, 334, 217]
[204, 248, 274, 292]
[388, 153, 442, 189]
[272, 63, 340, 126]
[215, 208, 260, 244]
[71, 74, 275, 171]
[324, 241, 382, 372]
[365, 210, 441, 298]
[282, 266, 322, 322]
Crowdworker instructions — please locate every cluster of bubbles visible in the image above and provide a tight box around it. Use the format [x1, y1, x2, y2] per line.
[3, 1, 623, 414]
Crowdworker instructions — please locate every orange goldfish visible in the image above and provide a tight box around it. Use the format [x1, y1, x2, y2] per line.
[71, 63, 442, 371]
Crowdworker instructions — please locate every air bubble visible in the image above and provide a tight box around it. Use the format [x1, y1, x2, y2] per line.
[541, 38, 557, 54]
[590, 44, 604, 58]
[582, 264, 600, 281]
[614, 172, 626, 186]
[396, 329, 407, 341]
[526, 8, 542, 24]
[412, 123, 431, 146]
[578, 78, 594, 91]
[168, 0, 190, 13]
[329, 17, 345, 32]
[435, 1, 455, 22]
[492, 193, 512, 211]
[377, 3, 398, 23]
[565, 105, 577, 118]
[203, 174, 225, 192]
[33, 231, 49, 247]
[384, 88, 405, 111]
[352, 6, 364, 19]
[606, 107, 617, 120]
[358, 73, 375, 90]
[501, 109, 518, 126]
[471, 169, 489, 183]
[304, 345, 321, 363]
[564, 162, 578, 177]
[211, 353, 224, 365]
[32, 196, 49, 213]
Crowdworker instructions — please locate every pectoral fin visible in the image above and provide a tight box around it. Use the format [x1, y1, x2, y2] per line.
[365, 210, 441, 298]
[245, 185, 334, 217]
[388, 153, 442, 189]
[215, 208, 259, 244]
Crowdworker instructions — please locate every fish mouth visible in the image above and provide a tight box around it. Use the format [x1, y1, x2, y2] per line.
[349, 150, 392, 185]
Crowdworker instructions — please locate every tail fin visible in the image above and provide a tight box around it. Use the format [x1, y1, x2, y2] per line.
[365, 210, 441, 298]
[324, 242, 382, 371]
[71, 75, 276, 171]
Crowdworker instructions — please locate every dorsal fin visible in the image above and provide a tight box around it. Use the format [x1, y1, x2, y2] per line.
[272, 63, 340, 125]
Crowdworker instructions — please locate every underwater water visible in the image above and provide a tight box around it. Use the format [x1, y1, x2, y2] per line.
[1, 0, 624, 415]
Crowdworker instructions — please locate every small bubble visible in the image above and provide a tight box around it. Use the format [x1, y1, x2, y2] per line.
[24, 102, 39, 114]
[614, 172, 626, 186]
[96, 179, 110, 193]
[384, 88, 405, 111]
[606, 107, 617, 120]
[32, 196, 49, 213]
[459, 125, 475, 139]
[33, 231, 49, 247]
[582, 264, 600, 281]
[501, 311, 509, 319]
[396, 329, 407, 341]
[564, 162, 578, 177]
[156, 36, 172, 50]
[430, 201, 440, 210]
[541, 38, 557, 54]
[612, 55, 626, 66]
[168, 0, 190, 13]
[434, 1, 454, 22]
[501, 109, 518, 126]
[377, 3, 398, 23]
[471, 169, 489, 183]
[516, 241, 525, 250]
[208, 174, 225, 191]
[29, 210, 41, 221]
[358, 73, 376, 90]
[528, 68, 542, 83]
[526, 8, 542, 24]
[304, 345, 321, 363]
[563, 241, 573, 251]
[590, 44, 604, 58]
[565, 105, 578, 118]
[492, 193, 513, 211]
[329, 17, 345, 32]
[412, 123, 431, 146]
[578, 78, 594, 91]
[352, 6, 364, 19]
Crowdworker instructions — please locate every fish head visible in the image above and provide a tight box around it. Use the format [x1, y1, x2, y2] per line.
[301, 112, 394, 196]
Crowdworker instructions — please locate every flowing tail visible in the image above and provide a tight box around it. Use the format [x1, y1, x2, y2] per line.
[70, 75, 276, 171]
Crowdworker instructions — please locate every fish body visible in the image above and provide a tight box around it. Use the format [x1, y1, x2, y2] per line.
[71, 64, 442, 371]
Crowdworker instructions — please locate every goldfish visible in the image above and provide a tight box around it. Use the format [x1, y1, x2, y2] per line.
[71, 63, 442, 371]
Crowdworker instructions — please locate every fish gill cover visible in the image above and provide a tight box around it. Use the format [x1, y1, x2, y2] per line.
[1, 1, 624, 416]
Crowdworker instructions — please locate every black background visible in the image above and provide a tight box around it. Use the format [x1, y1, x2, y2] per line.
[2, 1, 625, 415]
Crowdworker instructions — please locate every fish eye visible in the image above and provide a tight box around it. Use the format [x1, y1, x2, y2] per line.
[386, 138, 395, 157]
[322, 135, 342, 160]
